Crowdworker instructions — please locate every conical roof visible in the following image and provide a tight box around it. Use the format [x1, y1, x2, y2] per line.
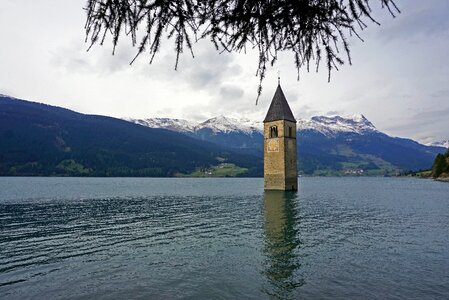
[263, 85, 296, 123]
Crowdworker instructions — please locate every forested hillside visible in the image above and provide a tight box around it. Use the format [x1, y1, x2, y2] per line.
[0, 96, 262, 177]
[128, 115, 446, 176]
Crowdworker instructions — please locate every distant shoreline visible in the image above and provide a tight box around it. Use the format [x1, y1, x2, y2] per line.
[435, 177, 449, 183]
[0, 175, 441, 179]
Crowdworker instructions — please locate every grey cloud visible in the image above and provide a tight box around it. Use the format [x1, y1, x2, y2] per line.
[293, 105, 320, 120]
[180, 105, 210, 122]
[52, 35, 251, 118]
[155, 107, 174, 117]
[219, 85, 244, 99]
[137, 41, 243, 91]
[384, 109, 448, 131]
[431, 89, 449, 98]
[384, 106, 449, 142]
[181, 49, 241, 89]
[185, 83, 268, 122]
[51, 41, 136, 75]
[326, 110, 344, 116]
[413, 107, 449, 120]
[379, 1, 449, 41]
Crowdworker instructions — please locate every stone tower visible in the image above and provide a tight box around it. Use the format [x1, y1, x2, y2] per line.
[263, 84, 297, 191]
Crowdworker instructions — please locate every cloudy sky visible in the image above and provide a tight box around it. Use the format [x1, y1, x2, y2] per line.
[0, 0, 448, 144]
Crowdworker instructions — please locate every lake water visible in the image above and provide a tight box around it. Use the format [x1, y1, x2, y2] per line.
[0, 177, 448, 299]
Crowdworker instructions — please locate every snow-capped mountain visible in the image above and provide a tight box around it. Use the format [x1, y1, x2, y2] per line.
[297, 114, 377, 136]
[124, 117, 196, 133]
[126, 114, 376, 136]
[427, 140, 449, 149]
[126, 115, 262, 135]
[195, 116, 262, 135]
[0, 94, 18, 100]
[125, 115, 263, 156]
[1, 92, 444, 178]
[124, 113, 446, 174]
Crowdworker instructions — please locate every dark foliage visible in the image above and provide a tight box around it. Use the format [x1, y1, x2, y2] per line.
[84, 0, 399, 101]
[432, 151, 449, 178]
[0, 96, 262, 177]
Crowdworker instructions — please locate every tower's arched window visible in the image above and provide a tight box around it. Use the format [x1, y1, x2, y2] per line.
[269, 126, 278, 138]
[288, 126, 292, 137]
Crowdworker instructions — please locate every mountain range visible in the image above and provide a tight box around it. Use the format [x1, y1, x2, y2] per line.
[0, 95, 262, 177]
[0, 94, 446, 177]
[427, 140, 449, 149]
[126, 114, 447, 176]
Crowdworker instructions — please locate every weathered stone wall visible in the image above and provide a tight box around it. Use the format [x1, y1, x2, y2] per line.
[284, 120, 297, 191]
[264, 120, 285, 190]
[264, 120, 297, 191]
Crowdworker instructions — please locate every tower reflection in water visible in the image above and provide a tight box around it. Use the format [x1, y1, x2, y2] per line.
[262, 191, 303, 299]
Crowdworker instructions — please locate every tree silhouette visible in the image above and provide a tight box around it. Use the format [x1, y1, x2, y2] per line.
[432, 151, 449, 178]
[84, 0, 399, 102]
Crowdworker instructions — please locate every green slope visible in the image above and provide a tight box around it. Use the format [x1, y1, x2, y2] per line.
[0, 96, 263, 177]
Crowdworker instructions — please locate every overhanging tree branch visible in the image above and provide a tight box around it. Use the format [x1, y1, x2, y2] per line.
[84, 0, 400, 103]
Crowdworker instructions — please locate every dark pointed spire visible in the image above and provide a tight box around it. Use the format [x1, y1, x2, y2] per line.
[263, 84, 296, 123]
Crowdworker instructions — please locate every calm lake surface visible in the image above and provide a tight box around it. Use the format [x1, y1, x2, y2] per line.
[1, 177, 448, 299]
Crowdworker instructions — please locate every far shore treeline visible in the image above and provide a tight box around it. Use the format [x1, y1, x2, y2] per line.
[0, 95, 446, 178]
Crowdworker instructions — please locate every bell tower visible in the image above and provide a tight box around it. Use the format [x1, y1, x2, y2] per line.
[263, 84, 297, 191]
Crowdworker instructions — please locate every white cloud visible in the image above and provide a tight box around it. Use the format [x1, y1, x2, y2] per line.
[0, 0, 448, 143]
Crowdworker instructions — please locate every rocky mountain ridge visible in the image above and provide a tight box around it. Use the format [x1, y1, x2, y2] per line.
[0, 93, 445, 177]
[126, 114, 379, 137]
[126, 115, 262, 135]
[126, 114, 447, 175]
[427, 140, 449, 149]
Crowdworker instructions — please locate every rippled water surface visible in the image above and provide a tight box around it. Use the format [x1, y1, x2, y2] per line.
[1, 177, 449, 299]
